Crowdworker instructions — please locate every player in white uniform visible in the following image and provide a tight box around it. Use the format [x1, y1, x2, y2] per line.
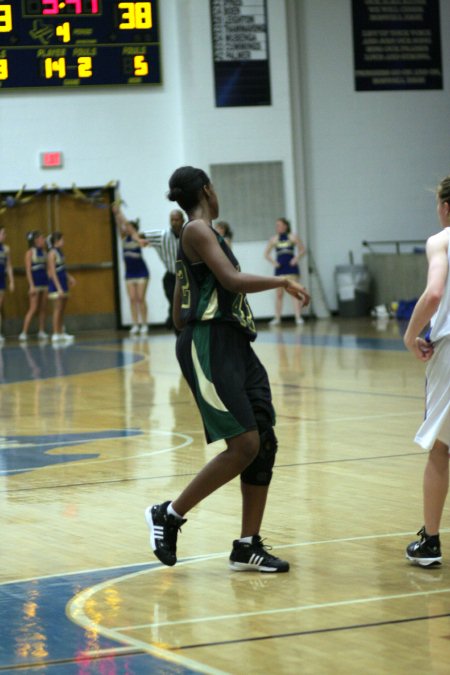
[404, 174, 450, 566]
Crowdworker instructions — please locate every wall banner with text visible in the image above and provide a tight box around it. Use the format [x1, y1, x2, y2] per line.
[210, 0, 271, 107]
[352, 0, 443, 91]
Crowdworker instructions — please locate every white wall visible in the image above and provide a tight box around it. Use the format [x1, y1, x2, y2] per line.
[175, 0, 298, 319]
[1, 0, 185, 326]
[295, 0, 450, 309]
[2, 0, 449, 322]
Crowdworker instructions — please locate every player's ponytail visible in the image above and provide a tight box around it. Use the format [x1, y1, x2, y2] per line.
[168, 166, 211, 213]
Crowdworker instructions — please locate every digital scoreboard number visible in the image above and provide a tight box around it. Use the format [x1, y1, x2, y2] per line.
[0, 1, 161, 88]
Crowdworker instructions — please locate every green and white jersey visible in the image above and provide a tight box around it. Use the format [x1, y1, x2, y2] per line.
[176, 225, 257, 340]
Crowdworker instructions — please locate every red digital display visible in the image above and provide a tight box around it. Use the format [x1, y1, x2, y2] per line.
[42, 1, 99, 15]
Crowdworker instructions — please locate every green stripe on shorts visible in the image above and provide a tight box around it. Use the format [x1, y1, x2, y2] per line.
[191, 323, 245, 442]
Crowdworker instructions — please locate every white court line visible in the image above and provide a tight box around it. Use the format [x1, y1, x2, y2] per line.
[4, 528, 450, 586]
[67, 565, 228, 675]
[121, 587, 450, 631]
[70, 430, 194, 466]
[66, 529, 450, 670]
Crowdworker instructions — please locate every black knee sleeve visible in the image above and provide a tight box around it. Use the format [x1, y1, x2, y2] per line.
[241, 409, 278, 486]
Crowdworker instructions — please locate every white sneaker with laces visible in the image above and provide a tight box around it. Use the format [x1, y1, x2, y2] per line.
[269, 318, 280, 326]
[61, 333, 75, 342]
[52, 333, 62, 343]
[129, 325, 139, 335]
[19, 332, 27, 341]
[296, 317, 304, 325]
[38, 331, 48, 339]
[139, 325, 149, 335]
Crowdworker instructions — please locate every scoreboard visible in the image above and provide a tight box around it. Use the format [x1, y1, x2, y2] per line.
[0, 1, 161, 88]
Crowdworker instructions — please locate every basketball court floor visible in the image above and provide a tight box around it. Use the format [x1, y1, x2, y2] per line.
[1, 317, 449, 674]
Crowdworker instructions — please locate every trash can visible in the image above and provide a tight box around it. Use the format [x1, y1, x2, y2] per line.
[335, 265, 371, 317]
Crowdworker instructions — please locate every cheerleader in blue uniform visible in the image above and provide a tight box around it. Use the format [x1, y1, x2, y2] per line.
[47, 232, 76, 343]
[264, 217, 306, 325]
[0, 226, 15, 344]
[19, 231, 49, 341]
[112, 203, 150, 335]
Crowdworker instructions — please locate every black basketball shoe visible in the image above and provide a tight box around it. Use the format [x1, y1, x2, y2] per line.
[145, 501, 186, 567]
[229, 535, 290, 573]
[406, 527, 442, 567]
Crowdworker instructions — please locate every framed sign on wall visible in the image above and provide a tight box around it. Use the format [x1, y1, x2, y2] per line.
[352, 0, 443, 91]
[210, 0, 271, 107]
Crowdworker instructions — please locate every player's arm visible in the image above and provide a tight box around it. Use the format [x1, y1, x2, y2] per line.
[185, 222, 310, 305]
[5, 245, 14, 292]
[403, 231, 449, 361]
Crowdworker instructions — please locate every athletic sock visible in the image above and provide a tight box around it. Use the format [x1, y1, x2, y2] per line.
[238, 536, 254, 544]
[167, 502, 185, 520]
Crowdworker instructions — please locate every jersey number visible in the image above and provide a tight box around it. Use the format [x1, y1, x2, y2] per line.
[176, 260, 191, 309]
[232, 293, 255, 333]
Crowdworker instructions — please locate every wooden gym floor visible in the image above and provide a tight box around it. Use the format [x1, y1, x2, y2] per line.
[1, 317, 449, 674]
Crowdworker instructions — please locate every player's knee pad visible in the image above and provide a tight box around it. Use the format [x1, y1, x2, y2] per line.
[241, 409, 278, 486]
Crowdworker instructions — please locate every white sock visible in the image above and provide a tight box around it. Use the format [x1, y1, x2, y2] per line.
[167, 502, 184, 520]
[238, 536, 253, 544]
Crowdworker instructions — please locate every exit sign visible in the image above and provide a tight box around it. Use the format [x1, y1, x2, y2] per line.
[40, 152, 64, 169]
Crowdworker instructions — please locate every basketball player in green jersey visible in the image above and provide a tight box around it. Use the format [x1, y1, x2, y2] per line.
[146, 166, 310, 572]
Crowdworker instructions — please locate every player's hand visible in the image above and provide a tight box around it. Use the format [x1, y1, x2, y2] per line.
[284, 279, 310, 307]
[404, 336, 434, 361]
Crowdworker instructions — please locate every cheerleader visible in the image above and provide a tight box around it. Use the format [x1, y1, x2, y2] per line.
[19, 230, 49, 341]
[0, 226, 15, 343]
[112, 203, 150, 335]
[264, 217, 306, 325]
[47, 232, 76, 343]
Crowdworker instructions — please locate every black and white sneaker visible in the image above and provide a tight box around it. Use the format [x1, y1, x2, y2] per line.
[406, 527, 442, 567]
[229, 535, 289, 573]
[145, 501, 186, 567]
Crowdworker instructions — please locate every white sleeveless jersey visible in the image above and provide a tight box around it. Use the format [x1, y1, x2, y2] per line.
[430, 228, 450, 342]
